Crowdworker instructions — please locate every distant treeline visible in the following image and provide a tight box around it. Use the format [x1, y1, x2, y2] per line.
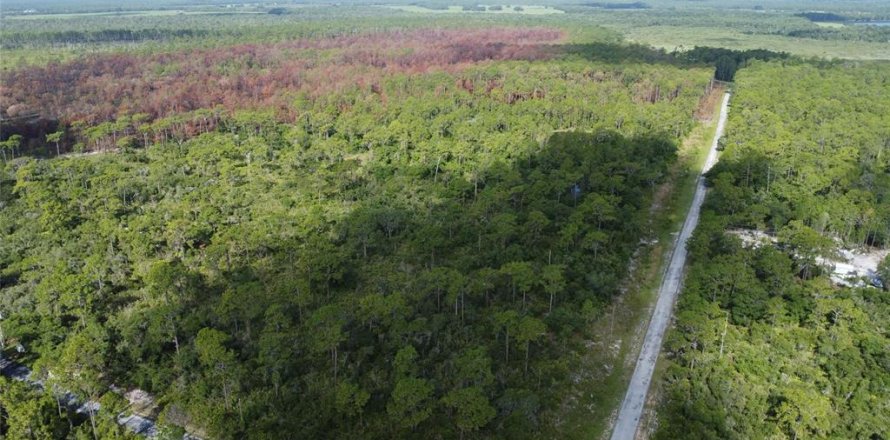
[566, 43, 788, 82]
[680, 47, 789, 81]
[407, 3, 451, 10]
[795, 12, 848, 22]
[776, 26, 890, 43]
[0, 28, 210, 49]
[582, 2, 650, 9]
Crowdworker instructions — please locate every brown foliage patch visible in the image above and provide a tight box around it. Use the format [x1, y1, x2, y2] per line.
[1, 28, 564, 128]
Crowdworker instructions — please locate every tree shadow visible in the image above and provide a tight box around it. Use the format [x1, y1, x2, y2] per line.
[109, 128, 684, 437]
[560, 42, 685, 66]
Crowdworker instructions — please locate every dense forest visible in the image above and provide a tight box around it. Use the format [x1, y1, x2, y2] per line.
[0, 27, 782, 160]
[0, 22, 714, 437]
[0, 28, 563, 153]
[2, 1, 889, 439]
[653, 62, 890, 439]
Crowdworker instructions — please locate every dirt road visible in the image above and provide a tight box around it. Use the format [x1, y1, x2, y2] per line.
[609, 92, 731, 440]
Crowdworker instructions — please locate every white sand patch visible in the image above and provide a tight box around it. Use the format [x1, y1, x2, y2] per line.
[727, 229, 887, 288]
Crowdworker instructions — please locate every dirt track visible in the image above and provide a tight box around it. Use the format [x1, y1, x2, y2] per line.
[609, 92, 731, 440]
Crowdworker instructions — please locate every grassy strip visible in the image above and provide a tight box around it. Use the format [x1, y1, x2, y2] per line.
[634, 89, 727, 439]
[545, 87, 724, 439]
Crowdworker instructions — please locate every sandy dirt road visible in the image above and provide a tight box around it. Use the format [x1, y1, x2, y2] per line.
[609, 92, 731, 440]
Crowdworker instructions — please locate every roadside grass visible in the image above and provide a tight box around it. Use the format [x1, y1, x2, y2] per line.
[637, 332, 676, 438]
[635, 91, 727, 438]
[544, 87, 724, 439]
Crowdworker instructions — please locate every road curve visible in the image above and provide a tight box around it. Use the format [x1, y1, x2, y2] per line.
[609, 92, 731, 440]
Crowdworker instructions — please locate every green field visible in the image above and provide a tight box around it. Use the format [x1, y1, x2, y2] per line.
[386, 4, 564, 15]
[624, 25, 890, 60]
[5, 10, 268, 19]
